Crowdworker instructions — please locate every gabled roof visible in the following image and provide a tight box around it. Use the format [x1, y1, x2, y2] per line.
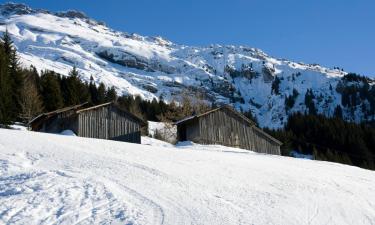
[29, 102, 88, 124]
[175, 105, 282, 146]
[30, 102, 146, 126]
[175, 105, 256, 126]
[75, 102, 112, 113]
[76, 102, 146, 125]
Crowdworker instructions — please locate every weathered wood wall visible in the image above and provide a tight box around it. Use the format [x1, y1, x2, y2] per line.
[39, 110, 78, 134]
[181, 108, 280, 155]
[251, 126, 280, 155]
[77, 105, 141, 143]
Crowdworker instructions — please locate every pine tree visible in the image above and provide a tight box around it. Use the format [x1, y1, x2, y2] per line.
[128, 95, 145, 120]
[0, 42, 12, 125]
[0, 30, 22, 122]
[89, 76, 98, 104]
[78, 80, 90, 104]
[333, 105, 343, 119]
[40, 71, 64, 111]
[97, 82, 106, 104]
[28, 65, 41, 90]
[2, 29, 13, 56]
[61, 66, 81, 106]
[105, 86, 117, 102]
[304, 89, 317, 115]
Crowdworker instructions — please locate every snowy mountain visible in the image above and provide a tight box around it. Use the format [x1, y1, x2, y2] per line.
[0, 2, 374, 128]
[1, 128, 375, 224]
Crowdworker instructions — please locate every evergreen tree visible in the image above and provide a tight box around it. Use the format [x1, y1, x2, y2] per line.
[28, 65, 41, 90]
[333, 105, 343, 119]
[105, 86, 117, 102]
[61, 66, 90, 106]
[89, 76, 98, 104]
[78, 80, 90, 104]
[40, 71, 64, 111]
[0, 30, 22, 121]
[2, 30, 13, 56]
[268, 113, 375, 170]
[304, 89, 317, 115]
[97, 82, 106, 104]
[61, 66, 81, 106]
[0, 42, 12, 125]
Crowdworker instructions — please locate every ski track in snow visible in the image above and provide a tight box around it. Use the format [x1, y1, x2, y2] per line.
[0, 129, 375, 225]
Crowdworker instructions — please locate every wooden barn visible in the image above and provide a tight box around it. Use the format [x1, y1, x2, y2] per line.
[30, 102, 146, 143]
[175, 106, 282, 155]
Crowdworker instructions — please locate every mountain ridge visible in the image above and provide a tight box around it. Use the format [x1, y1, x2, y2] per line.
[0, 2, 373, 128]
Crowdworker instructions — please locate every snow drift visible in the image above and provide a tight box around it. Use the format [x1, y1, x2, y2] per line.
[0, 129, 374, 224]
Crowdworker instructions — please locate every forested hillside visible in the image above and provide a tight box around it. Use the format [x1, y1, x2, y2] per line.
[266, 114, 375, 170]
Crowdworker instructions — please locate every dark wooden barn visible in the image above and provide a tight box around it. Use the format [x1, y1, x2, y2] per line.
[175, 106, 282, 155]
[30, 102, 146, 143]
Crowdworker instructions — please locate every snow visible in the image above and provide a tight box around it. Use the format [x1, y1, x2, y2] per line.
[148, 121, 177, 144]
[290, 151, 314, 160]
[9, 123, 28, 131]
[59, 130, 76, 136]
[1, 3, 371, 129]
[141, 136, 174, 148]
[1, 129, 375, 224]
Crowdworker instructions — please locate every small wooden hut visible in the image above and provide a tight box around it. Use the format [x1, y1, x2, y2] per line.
[30, 102, 146, 143]
[175, 105, 282, 155]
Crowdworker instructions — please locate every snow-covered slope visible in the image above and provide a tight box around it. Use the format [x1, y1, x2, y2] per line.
[1, 129, 375, 224]
[0, 3, 373, 128]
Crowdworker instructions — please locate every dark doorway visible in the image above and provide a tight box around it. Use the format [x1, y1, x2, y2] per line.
[178, 125, 187, 141]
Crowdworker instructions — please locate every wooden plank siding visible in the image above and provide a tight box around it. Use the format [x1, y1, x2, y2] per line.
[38, 110, 79, 134]
[31, 102, 144, 144]
[177, 107, 281, 155]
[77, 104, 142, 143]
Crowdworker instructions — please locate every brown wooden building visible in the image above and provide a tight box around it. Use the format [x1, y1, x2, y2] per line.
[175, 106, 282, 155]
[30, 102, 146, 143]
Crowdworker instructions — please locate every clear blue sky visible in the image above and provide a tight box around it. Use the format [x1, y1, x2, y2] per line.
[4, 0, 375, 77]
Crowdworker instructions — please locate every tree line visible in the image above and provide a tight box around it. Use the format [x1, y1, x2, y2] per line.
[265, 113, 375, 170]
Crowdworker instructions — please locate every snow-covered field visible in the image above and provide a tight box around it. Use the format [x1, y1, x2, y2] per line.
[1, 129, 375, 224]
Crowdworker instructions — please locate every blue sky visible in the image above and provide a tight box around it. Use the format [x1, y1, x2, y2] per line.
[4, 0, 375, 77]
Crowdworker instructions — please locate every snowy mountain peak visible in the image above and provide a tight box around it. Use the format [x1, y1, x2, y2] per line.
[0, 3, 373, 128]
[55, 10, 89, 20]
[0, 2, 96, 24]
[0, 2, 34, 16]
